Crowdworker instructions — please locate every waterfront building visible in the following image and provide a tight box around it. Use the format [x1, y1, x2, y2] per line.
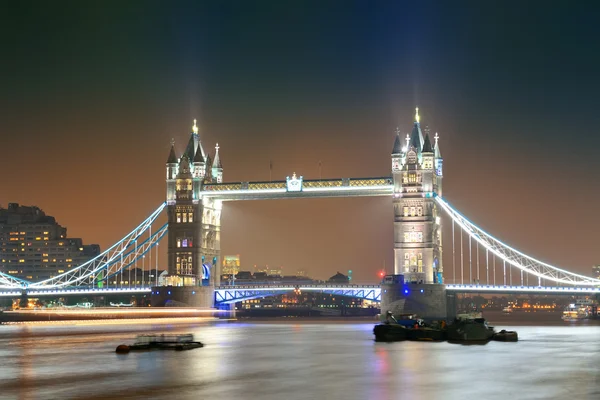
[0, 203, 100, 281]
[593, 265, 600, 280]
[222, 255, 240, 275]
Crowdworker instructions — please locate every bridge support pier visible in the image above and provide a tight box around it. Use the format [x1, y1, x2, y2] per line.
[150, 286, 214, 307]
[381, 275, 455, 321]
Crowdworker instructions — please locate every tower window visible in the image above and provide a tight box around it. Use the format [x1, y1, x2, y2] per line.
[403, 207, 409, 217]
[417, 207, 423, 216]
[188, 213, 193, 223]
[410, 207, 416, 216]
[182, 213, 187, 223]
[176, 213, 181, 223]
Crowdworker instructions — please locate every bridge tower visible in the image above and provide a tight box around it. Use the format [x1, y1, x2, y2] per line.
[383, 108, 451, 320]
[152, 120, 223, 307]
[391, 108, 444, 284]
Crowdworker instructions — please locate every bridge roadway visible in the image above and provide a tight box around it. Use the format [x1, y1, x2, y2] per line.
[0, 284, 598, 303]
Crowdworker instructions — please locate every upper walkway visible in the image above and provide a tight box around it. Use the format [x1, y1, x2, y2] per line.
[201, 177, 393, 200]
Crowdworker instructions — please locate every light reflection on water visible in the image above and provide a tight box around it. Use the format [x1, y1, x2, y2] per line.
[0, 320, 598, 400]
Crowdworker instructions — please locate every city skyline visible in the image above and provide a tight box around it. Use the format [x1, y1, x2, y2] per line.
[2, 2, 600, 281]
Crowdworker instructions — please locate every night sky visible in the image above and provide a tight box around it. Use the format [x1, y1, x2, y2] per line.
[2, 1, 599, 281]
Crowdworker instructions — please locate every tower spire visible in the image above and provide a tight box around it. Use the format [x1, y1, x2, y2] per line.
[166, 140, 177, 164]
[409, 107, 424, 150]
[212, 143, 222, 168]
[392, 128, 403, 154]
[434, 132, 442, 158]
[192, 119, 198, 134]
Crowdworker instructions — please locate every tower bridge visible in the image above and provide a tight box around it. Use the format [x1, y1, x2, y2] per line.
[0, 109, 598, 317]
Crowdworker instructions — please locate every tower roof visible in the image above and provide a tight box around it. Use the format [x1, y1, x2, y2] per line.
[166, 143, 178, 164]
[409, 107, 424, 150]
[193, 143, 205, 163]
[434, 132, 442, 158]
[212, 143, 222, 168]
[422, 133, 433, 153]
[184, 133, 196, 161]
[392, 132, 403, 154]
[204, 153, 212, 180]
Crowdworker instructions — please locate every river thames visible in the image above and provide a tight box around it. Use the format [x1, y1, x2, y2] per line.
[0, 314, 598, 400]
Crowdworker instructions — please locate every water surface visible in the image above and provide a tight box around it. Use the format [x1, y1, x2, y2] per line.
[0, 317, 598, 400]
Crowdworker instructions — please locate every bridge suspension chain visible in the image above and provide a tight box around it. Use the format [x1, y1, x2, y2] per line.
[26, 203, 167, 289]
[436, 196, 600, 286]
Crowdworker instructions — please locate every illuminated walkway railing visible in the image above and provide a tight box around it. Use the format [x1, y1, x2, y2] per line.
[215, 284, 381, 304]
[446, 284, 600, 294]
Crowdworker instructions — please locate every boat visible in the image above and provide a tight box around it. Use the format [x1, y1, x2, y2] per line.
[374, 312, 446, 342]
[492, 329, 518, 342]
[561, 301, 593, 321]
[116, 334, 204, 353]
[407, 326, 446, 341]
[502, 307, 513, 314]
[373, 323, 410, 342]
[447, 316, 495, 343]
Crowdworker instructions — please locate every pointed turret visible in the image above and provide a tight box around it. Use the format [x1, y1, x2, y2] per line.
[166, 143, 178, 164]
[184, 133, 196, 161]
[193, 143, 205, 163]
[434, 132, 442, 159]
[192, 143, 205, 179]
[166, 140, 178, 200]
[392, 130, 403, 155]
[212, 143, 222, 169]
[212, 143, 223, 183]
[422, 133, 433, 153]
[204, 153, 213, 181]
[409, 107, 424, 150]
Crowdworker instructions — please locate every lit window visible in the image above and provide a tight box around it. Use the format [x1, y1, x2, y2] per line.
[417, 207, 422, 216]
[19, 259, 25, 263]
[58, 242, 64, 246]
[58, 270, 64, 273]
[176, 213, 181, 223]
[403, 207, 409, 217]
[182, 213, 187, 223]
[188, 213, 193, 223]
[410, 207, 416, 216]
[182, 239, 188, 248]
[35, 237, 41, 241]
[177, 239, 181, 248]
[43, 237, 49, 240]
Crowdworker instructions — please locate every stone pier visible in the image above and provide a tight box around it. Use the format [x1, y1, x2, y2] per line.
[380, 275, 456, 321]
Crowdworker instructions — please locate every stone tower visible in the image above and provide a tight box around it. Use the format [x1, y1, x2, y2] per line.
[153, 120, 223, 306]
[391, 108, 444, 284]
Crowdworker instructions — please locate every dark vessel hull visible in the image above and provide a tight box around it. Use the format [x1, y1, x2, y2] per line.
[447, 320, 495, 342]
[373, 324, 409, 342]
[492, 330, 518, 342]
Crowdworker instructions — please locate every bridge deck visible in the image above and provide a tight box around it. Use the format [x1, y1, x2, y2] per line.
[201, 177, 393, 200]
